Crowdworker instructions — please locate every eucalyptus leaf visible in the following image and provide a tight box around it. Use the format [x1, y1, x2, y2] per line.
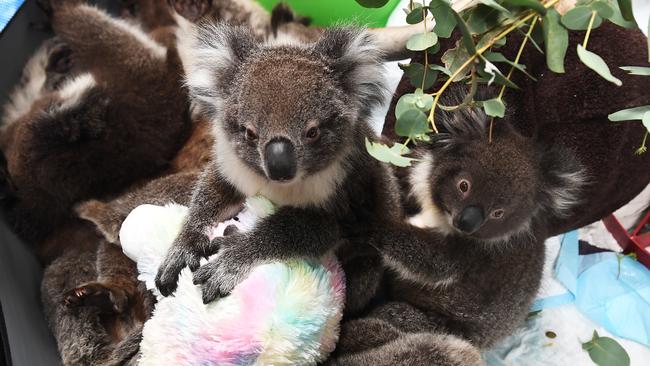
[355, 0, 390, 8]
[429, 64, 452, 76]
[620, 66, 650, 76]
[406, 5, 427, 24]
[501, 0, 547, 15]
[590, 1, 614, 19]
[396, 109, 429, 137]
[483, 98, 506, 117]
[577, 44, 622, 86]
[406, 32, 439, 51]
[365, 138, 416, 167]
[477, 29, 508, 49]
[608, 105, 650, 121]
[466, 5, 502, 34]
[402, 63, 439, 89]
[561, 6, 602, 30]
[395, 94, 419, 119]
[452, 10, 477, 54]
[543, 9, 569, 73]
[581, 331, 630, 366]
[427, 42, 442, 55]
[484, 52, 537, 81]
[441, 42, 472, 81]
[616, 0, 634, 21]
[478, 58, 520, 88]
[609, 0, 638, 28]
[480, 0, 511, 14]
[428, 0, 457, 38]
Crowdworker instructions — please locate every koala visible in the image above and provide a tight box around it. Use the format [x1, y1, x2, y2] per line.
[154, 24, 401, 316]
[0, 1, 191, 245]
[41, 220, 154, 366]
[328, 92, 586, 365]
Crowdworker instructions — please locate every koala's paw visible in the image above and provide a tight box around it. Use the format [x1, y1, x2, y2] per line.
[155, 237, 206, 296]
[192, 235, 255, 304]
[168, 0, 211, 22]
[63, 282, 128, 314]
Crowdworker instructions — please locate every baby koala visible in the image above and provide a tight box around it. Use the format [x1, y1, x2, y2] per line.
[0, 1, 191, 245]
[329, 97, 586, 365]
[155, 24, 401, 314]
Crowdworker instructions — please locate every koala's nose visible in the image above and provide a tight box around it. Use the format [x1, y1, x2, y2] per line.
[456, 205, 484, 234]
[264, 138, 297, 182]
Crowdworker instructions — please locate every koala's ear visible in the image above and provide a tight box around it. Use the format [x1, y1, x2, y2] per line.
[537, 146, 587, 218]
[313, 28, 387, 115]
[181, 24, 258, 117]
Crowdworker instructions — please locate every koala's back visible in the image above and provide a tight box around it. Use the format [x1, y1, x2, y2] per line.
[388, 231, 545, 347]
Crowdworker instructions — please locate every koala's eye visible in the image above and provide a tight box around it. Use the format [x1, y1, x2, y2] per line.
[457, 179, 471, 194]
[490, 209, 505, 219]
[244, 127, 258, 142]
[304, 126, 320, 143]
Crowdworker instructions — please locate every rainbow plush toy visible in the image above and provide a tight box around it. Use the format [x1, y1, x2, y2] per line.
[119, 197, 346, 365]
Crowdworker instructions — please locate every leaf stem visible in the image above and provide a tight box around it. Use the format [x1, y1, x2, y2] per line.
[583, 11, 597, 49]
[421, 6, 430, 90]
[497, 17, 538, 101]
[427, 0, 559, 133]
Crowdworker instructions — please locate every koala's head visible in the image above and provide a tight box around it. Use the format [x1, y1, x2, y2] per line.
[410, 104, 585, 241]
[182, 24, 386, 184]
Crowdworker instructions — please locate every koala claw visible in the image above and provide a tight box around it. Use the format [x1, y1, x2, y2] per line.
[155, 245, 203, 297]
[193, 237, 254, 304]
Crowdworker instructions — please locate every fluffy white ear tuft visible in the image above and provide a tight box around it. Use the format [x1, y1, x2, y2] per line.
[179, 23, 257, 119]
[313, 28, 388, 117]
[538, 147, 587, 218]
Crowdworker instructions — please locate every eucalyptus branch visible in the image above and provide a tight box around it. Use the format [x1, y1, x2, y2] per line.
[421, 6, 430, 90]
[438, 68, 478, 111]
[427, 0, 560, 133]
[497, 17, 539, 102]
[583, 10, 598, 49]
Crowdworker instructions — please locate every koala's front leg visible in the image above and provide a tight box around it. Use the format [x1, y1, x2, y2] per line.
[155, 165, 244, 296]
[371, 222, 461, 285]
[193, 207, 340, 303]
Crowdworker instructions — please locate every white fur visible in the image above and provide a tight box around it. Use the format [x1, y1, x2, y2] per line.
[214, 125, 348, 208]
[546, 170, 587, 216]
[80, 4, 166, 59]
[2, 44, 49, 129]
[408, 153, 454, 234]
[54, 73, 97, 112]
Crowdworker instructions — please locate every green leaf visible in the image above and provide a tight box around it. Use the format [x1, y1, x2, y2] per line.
[453, 10, 477, 54]
[441, 42, 472, 81]
[608, 105, 650, 121]
[406, 4, 427, 24]
[428, 0, 457, 38]
[355, 0, 390, 8]
[561, 6, 602, 30]
[484, 52, 537, 81]
[466, 5, 502, 34]
[477, 29, 508, 49]
[406, 32, 439, 51]
[616, 0, 634, 21]
[429, 64, 452, 76]
[543, 9, 569, 73]
[620, 66, 650, 76]
[590, 1, 614, 19]
[483, 98, 506, 117]
[478, 58, 520, 88]
[608, 0, 638, 28]
[501, 0, 547, 15]
[581, 330, 630, 366]
[577, 44, 622, 86]
[643, 112, 650, 133]
[395, 94, 418, 119]
[479, 0, 511, 14]
[401, 63, 439, 89]
[365, 139, 416, 167]
[396, 109, 429, 137]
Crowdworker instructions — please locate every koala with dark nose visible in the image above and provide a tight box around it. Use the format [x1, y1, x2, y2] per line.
[328, 92, 586, 365]
[154, 24, 401, 314]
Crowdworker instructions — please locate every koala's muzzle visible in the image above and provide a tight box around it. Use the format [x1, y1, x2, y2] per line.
[456, 205, 484, 234]
[264, 138, 297, 181]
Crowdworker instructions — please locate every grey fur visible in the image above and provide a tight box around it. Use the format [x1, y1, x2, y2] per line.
[330, 98, 585, 364]
[155, 24, 399, 317]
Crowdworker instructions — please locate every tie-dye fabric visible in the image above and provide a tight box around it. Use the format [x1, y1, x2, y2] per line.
[0, 0, 23, 32]
[120, 197, 345, 365]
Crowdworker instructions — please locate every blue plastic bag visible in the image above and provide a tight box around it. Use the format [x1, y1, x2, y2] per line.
[1, 0, 24, 32]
